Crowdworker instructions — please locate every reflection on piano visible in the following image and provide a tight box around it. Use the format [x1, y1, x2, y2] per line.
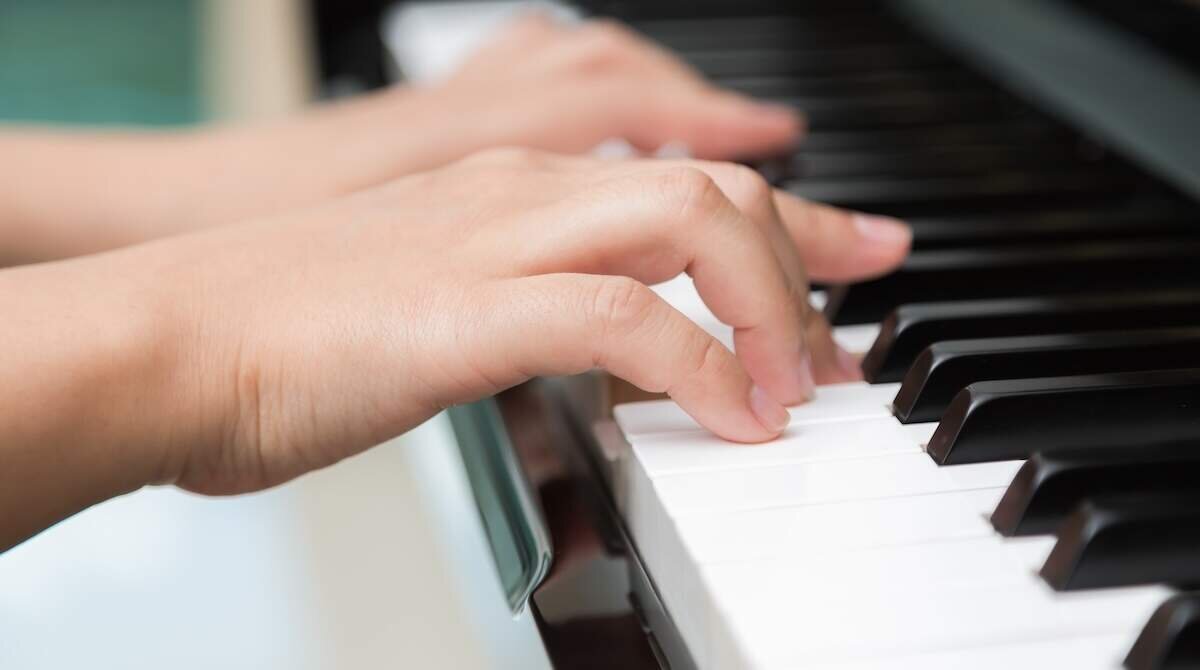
[590, 2, 1200, 668]
[322, 0, 1200, 667]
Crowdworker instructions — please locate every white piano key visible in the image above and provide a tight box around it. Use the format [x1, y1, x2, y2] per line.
[704, 535, 1058, 592]
[651, 275, 880, 355]
[832, 322, 883, 354]
[648, 452, 1022, 515]
[651, 274, 709, 315]
[652, 276, 830, 320]
[803, 633, 1132, 670]
[673, 487, 1006, 562]
[664, 315, 880, 360]
[612, 355, 1154, 669]
[631, 417, 933, 476]
[705, 561, 1169, 666]
[614, 381, 901, 439]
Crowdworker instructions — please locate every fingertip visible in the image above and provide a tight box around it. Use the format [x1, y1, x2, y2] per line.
[746, 100, 805, 135]
[737, 100, 805, 151]
[834, 345, 865, 382]
[851, 212, 911, 276]
[853, 212, 912, 249]
[689, 94, 804, 158]
[748, 384, 790, 436]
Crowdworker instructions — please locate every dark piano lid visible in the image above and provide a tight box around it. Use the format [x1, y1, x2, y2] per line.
[894, 0, 1200, 203]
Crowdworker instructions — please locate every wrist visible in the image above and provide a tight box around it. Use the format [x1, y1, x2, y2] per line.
[0, 250, 195, 547]
[302, 84, 500, 178]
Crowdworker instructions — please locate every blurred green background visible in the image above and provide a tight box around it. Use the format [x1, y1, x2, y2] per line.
[0, 0, 202, 125]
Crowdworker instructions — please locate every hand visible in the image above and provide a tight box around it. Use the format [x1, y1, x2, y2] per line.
[182, 15, 802, 226]
[425, 15, 803, 159]
[0, 150, 907, 547]
[152, 150, 907, 494]
[0, 16, 803, 265]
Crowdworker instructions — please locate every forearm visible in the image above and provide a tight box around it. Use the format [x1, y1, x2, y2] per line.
[0, 89, 475, 266]
[0, 129, 214, 264]
[0, 250, 189, 549]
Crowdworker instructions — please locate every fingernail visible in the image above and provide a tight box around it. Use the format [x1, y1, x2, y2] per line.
[853, 213, 912, 246]
[797, 351, 816, 400]
[836, 345, 864, 381]
[749, 385, 790, 434]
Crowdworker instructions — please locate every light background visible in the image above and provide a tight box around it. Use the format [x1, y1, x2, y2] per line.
[0, 2, 551, 667]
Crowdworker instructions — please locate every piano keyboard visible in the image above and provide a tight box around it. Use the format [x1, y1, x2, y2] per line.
[592, 2, 1200, 668]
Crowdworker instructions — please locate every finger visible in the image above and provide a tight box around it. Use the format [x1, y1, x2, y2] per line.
[642, 159, 819, 389]
[773, 194, 912, 282]
[461, 12, 564, 77]
[552, 157, 907, 286]
[626, 87, 804, 159]
[469, 274, 790, 441]
[543, 20, 705, 84]
[535, 156, 813, 291]
[489, 12, 561, 50]
[496, 166, 813, 405]
[637, 159, 810, 287]
[803, 305, 864, 384]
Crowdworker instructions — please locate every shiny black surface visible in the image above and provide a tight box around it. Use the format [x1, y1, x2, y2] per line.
[1041, 493, 1200, 590]
[494, 383, 667, 670]
[927, 369, 1200, 465]
[862, 291, 1200, 383]
[825, 240, 1200, 325]
[320, 0, 1200, 665]
[991, 445, 1200, 537]
[1126, 592, 1200, 670]
[893, 328, 1200, 423]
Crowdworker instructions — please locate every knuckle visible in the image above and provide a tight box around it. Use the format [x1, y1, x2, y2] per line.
[572, 21, 636, 68]
[682, 335, 729, 387]
[727, 163, 774, 205]
[587, 276, 657, 341]
[654, 166, 723, 222]
[581, 20, 633, 50]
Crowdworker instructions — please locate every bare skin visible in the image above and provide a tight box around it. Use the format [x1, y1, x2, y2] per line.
[0, 17, 802, 264]
[0, 151, 908, 550]
[0, 17, 911, 550]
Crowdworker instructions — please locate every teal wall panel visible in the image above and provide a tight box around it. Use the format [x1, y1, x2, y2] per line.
[0, 0, 202, 125]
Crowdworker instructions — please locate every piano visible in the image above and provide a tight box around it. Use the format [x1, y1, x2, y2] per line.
[318, 1, 1200, 667]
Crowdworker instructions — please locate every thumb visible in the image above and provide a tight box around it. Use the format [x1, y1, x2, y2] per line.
[463, 273, 790, 442]
[632, 87, 805, 159]
[774, 194, 912, 282]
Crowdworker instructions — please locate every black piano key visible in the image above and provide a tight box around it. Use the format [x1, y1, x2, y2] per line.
[908, 205, 1195, 250]
[1126, 593, 1200, 670]
[682, 44, 951, 78]
[638, 15, 907, 52]
[785, 169, 1141, 216]
[862, 292, 1200, 384]
[825, 239, 1200, 326]
[609, 0, 884, 22]
[893, 328, 1200, 423]
[991, 444, 1200, 537]
[1040, 493, 1200, 591]
[786, 92, 1033, 131]
[720, 69, 989, 100]
[926, 368, 1200, 465]
[799, 120, 1074, 153]
[790, 143, 1099, 181]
